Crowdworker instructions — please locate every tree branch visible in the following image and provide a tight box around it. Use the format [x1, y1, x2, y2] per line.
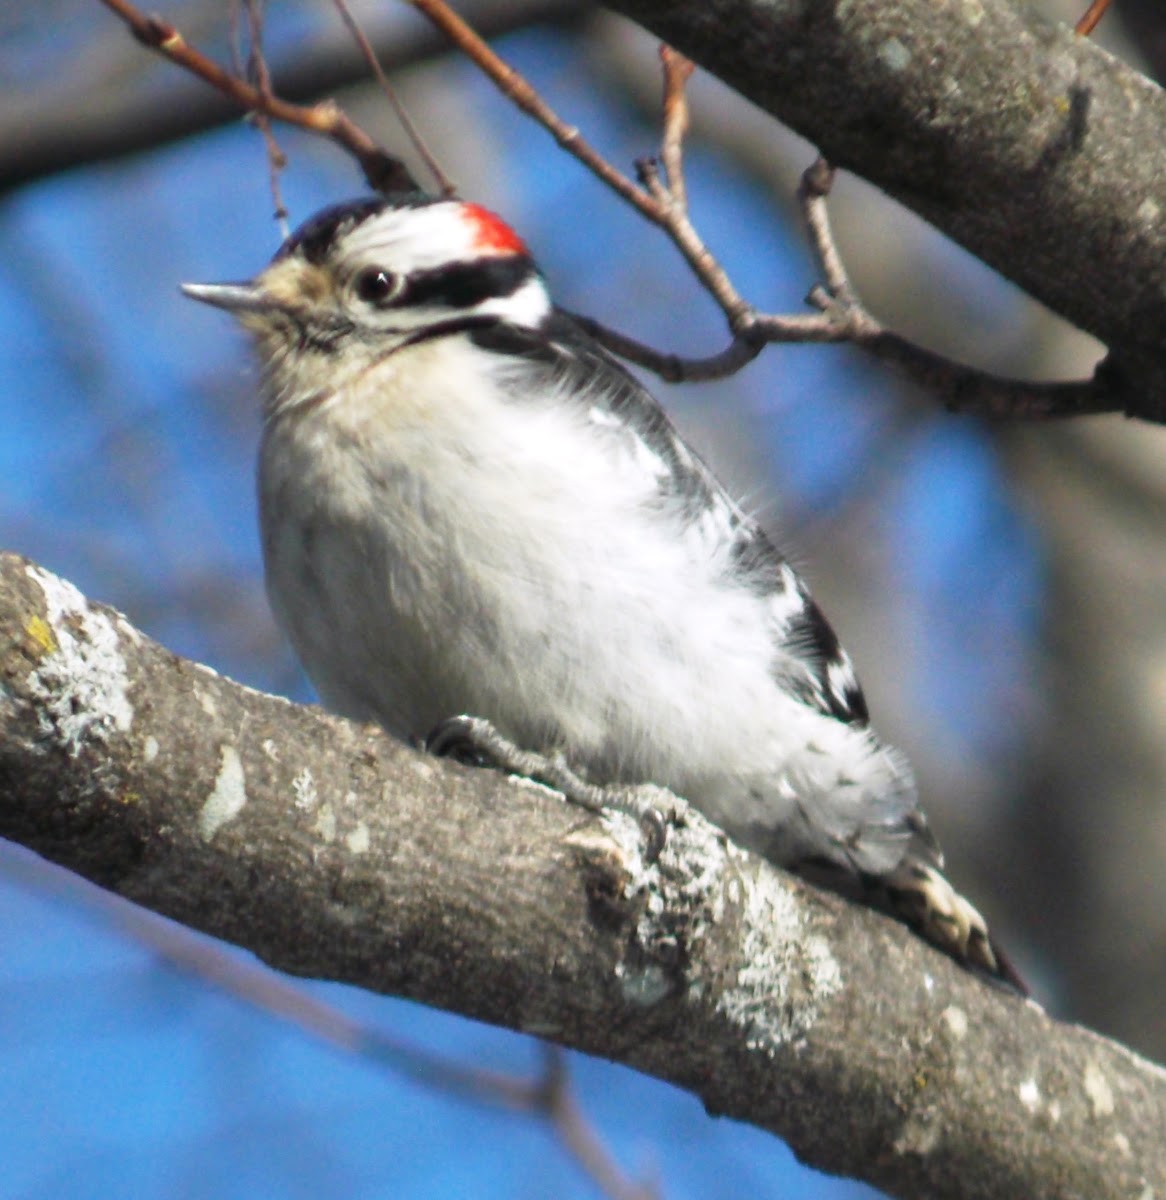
[1, 551, 1163, 1200]
[84, 0, 1140, 420]
[0, 0, 583, 195]
[95, 0, 415, 192]
[602, 0, 1166, 420]
[0, 850, 656, 1200]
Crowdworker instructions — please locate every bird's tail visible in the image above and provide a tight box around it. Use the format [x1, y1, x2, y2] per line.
[796, 852, 1027, 994]
[876, 857, 1028, 994]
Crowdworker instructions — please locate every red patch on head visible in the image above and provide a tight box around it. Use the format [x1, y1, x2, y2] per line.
[461, 203, 528, 256]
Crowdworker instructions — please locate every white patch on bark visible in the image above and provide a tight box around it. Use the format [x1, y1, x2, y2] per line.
[614, 960, 672, 1007]
[1084, 1059, 1116, 1118]
[293, 767, 318, 811]
[720, 864, 842, 1053]
[941, 1006, 968, 1040]
[200, 746, 247, 840]
[345, 823, 370, 854]
[893, 1115, 942, 1158]
[1018, 1078, 1041, 1114]
[878, 36, 911, 72]
[25, 564, 134, 755]
[590, 794, 841, 1054]
[1137, 197, 1160, 227]
[313, 803, 336, 842]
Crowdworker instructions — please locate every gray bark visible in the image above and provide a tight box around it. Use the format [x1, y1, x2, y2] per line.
[603, 0, 1166, 419]
[2, 549, 1164, 1200]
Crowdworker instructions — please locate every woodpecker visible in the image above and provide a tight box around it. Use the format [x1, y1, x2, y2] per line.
[183, 194, 1023, 991]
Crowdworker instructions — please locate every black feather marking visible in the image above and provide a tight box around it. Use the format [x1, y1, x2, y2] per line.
[471, 311, 873, 728]
[397, 315, 502, 350]
[471, 312, 713, 511]
[395, 256, 535, 310]
[779, 596, 869, 724]
[729, 530, 784, 583]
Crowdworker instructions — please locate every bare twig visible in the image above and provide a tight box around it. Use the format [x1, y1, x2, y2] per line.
[579, 149, 1120, 415]
[538, 1047, 659, 1200]
[402, 0, 658, 217]
[399, 9, 754, 330]
[658, 46, 694, 211]
[788, 158, 1124, 417]
[1075, 0, 1113, 36]
[866, 335, 1120, 418]
[797, 158, 858, 307]
[329, 0, 455, 195]
[96, 0, 416, 193]
[242, 0, 290, 234]
[96, 0, 1122, 417]
[563, 309, 764, 381]
[400, 0, 1116, 416]
[635, 154, 754, 327]
[227, 0, 244, 77]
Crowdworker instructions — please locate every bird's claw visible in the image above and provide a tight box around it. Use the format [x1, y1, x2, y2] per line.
[424, 715, 496, 767]
[421, 714, 672, 862]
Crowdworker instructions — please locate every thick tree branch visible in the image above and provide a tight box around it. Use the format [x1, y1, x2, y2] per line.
[602, 0, 1166, 420]
[2, 552, 1164, 1198]
[2, 849, 658, 1200]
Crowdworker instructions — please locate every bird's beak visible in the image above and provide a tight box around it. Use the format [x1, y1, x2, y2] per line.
[180, 281, 274, 315]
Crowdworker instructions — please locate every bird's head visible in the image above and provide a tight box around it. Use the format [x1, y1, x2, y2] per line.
[182, 195, 550, 410]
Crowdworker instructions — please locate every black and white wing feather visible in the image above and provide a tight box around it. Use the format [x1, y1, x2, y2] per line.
[470, 310, 870, 729]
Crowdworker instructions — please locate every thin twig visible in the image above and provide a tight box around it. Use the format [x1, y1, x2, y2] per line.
[1075, 0, 1112, 36]
[636, 156, 755, 328]
[658, 46, 693, 212]
[96, 0, 416, 193]
[242, 0, 290, 235]
[783, 158, 1124, 416]
[563, 309, 764, 381]
[538, 1046, 660, 1200]
[401, 1, 1118, 417]
[869, 336, 1122, 418]
[401, 0, 657, 218]
[227, 0, 244, 77]
[798, 158, 857, 306]
[329, 0, 455, 195]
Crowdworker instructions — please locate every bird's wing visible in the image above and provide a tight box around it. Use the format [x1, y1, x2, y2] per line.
[469, 311, 871, 728]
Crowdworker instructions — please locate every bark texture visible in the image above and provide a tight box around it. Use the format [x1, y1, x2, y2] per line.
[1, 551, 1163, 1200]
[604, 0, 1166, 418]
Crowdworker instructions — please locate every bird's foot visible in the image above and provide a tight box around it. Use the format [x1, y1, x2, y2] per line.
[424, 714, 668, 859]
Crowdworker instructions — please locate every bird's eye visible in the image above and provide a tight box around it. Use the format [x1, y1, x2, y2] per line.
[354, 267, 398, 305]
